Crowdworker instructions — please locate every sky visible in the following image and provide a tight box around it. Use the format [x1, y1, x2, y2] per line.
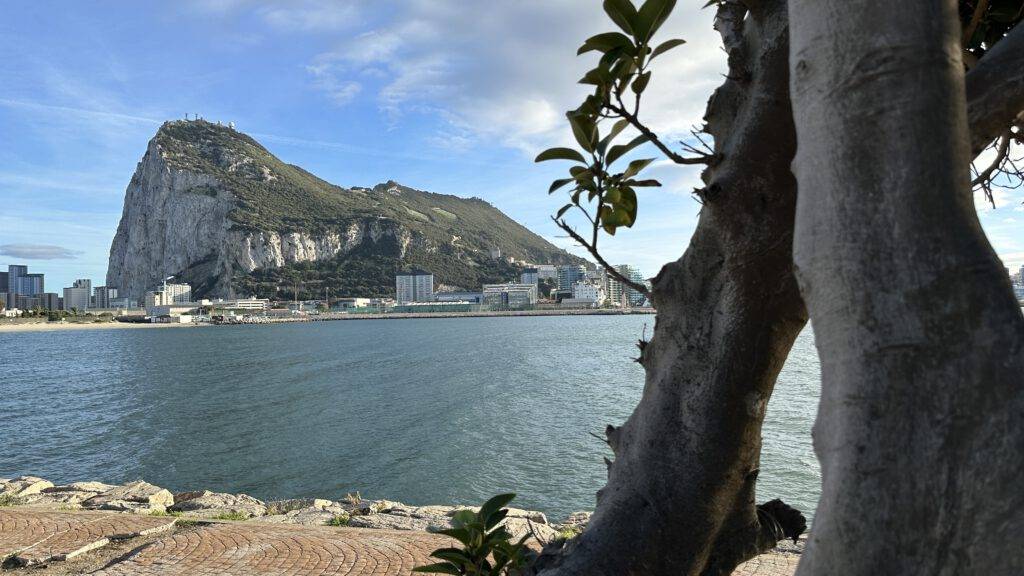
[1, 1, 1021, 291]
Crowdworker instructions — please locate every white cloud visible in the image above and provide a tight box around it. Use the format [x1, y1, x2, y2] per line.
[188, 0, 364, 32]
[300, 1, 725, 154]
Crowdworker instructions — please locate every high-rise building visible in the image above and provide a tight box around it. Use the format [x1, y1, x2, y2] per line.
[0, 271, 8, 293]
[145, 283, 191, 307]
[63, 279, 92, 311]
[607, 265, 647, 307]
[93, 286, 119, 308]
[557, 265, 586, 291]
[395, 269, 434, 304]
[482, 283, 538, 307]
[520, 267, 539, 285]
[6, 265, 44, 297]
[536, 265, 558, 280]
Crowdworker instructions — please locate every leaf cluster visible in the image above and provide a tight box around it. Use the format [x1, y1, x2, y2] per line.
[413, 494, 530, 576]
[537, 0, 684, 238]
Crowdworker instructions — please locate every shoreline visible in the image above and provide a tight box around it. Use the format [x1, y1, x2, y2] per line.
[0, 308, 655, 333]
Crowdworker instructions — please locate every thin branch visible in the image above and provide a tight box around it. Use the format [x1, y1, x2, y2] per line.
[963, 0, 990, 47]
[553, 217, 651, 299]
[606, 101, 710, 166]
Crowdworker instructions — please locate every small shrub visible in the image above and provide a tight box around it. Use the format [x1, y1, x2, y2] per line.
[150, 510, 183, 517]
[413, 493, 530, 576]
[326, 514, 350, 527]
[212, 511, 250, 521]
[343, 491, 362, 506]
[0, 494, 25, 507]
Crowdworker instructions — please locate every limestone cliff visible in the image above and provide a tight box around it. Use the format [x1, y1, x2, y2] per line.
[106, 120, 582, 299]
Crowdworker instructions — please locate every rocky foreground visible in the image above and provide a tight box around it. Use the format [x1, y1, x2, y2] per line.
[0, 475, 585, 544]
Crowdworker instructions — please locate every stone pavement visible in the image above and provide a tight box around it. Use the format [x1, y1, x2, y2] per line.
[0, 508, 799, 575]
[0, 508, 175, 566]
[91, 522, 453, 576]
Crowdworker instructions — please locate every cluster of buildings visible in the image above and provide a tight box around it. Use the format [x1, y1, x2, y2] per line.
[0, 264, 131, 316]
[393, 262, 649, 311]
[1008, 265, 1024, 301]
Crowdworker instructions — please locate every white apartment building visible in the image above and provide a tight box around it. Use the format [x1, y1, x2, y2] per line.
[572, 281, 606, 305]
[396, 269, 434, 304]
[62, 279, 92, 311]
[482, 283, 538, 307]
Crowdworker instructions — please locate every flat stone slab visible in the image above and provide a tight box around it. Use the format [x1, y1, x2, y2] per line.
[735, 553, 800, 575]
[0, 508, 176, 566]
[92, 522, 454, 576]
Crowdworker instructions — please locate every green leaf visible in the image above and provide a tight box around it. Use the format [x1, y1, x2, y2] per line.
[605, 187, 622, 203]
[603, 0, 638, 35]
[623, 178, 661, 187]
[606, 134, 650, 166]
[577, 32, 634, 55]
[567, 113, 598, 153]
[579, 65, 613, 86]
[549, 178, 574, 194]
[484, 509, 509, 530]
[622, 157, 655, 179]
[478, 493, 516, 524]
[535, 147, 587, 163]
[651, 38, 686, 59]
[597, 119, 630, 155]
[412, 563, 461, 575]
[556, 204, 573, 219]
[631, 71, 651, 94]
[635, 0, 677, 42]
[430, 548, 473, 565]
[450, 509, 477, 529]
[436, 527, 472, 545]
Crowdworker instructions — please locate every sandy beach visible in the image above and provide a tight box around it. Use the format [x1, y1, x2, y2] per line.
[0, 321, 202, 333]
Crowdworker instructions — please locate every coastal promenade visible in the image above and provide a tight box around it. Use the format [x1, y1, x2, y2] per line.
[1, 476, 800, 575]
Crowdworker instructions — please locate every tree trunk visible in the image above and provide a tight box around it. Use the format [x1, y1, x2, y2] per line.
[788, 1, 1024, 574]
[535, 2, 808, 574]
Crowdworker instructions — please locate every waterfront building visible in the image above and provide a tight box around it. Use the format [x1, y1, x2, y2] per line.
[62, 279, 92, 311]
[482, 283, 538, 308]
[145, 282, 192, 307]
[557, 265, 586, 291]
[224, 298, 270, 311]
[435, 291, 484, 304]
[0, 271, 7, 294]
[7, 264, 45, 300]
[520, 267, 539, 286]
[571, 281, 606, 305]
[607, 265, 647, 307]
[395, 269, 434, 304]
[92, 286, 118, 309]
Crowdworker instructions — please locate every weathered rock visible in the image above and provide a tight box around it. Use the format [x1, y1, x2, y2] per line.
[83, 480, 174, 512]
[557, 511, 592, 533]
[170, 490, 266, 518]
[266, 498, 336, 515]
[502, 517, 559, 544]
[347, 512, 451, 532]
[259, 506, 347, 527]
[1, 476, 54, 497]
[29, 482, 118, 507]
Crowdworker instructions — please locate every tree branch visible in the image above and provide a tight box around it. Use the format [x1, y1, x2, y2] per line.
[971, 131, 1013, 207]
[605, 101, 711, 166]
[553, 217, 651, 299]
[967, 21, 1024, 156]
[962, 0, 990, 47]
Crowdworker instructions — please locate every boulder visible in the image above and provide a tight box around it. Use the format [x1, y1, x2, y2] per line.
[83, 480, 174, 512]
[556, 511, 592, 533]
[1, 476, 54, 497]
[32, 482, 118, 507]
[170, 490, 266, 518]
[259, 506, 346, 527]
[502, 517, 559, 544]
[266, 498, 335, 515]
[347, 512, 451, 532]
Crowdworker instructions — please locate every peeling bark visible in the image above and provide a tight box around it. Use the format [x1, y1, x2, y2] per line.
[534, 1, 808, 574]
[789, 1, 1024, 574]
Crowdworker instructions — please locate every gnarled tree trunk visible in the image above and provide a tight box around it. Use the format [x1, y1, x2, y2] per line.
[536, 1, 808, 574]
[789, 1, 1024, 574]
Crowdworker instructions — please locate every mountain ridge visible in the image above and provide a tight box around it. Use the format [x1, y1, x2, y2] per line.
[106, 120, 584, 299]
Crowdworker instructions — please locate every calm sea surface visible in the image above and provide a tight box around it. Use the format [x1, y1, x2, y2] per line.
[0, 315, 821, 521]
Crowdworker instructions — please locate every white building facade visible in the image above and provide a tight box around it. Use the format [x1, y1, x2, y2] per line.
[395, 270, 434, 304]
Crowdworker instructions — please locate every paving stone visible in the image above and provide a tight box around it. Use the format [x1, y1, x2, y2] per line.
[0, 508, 175, 566]
[734, 552, 800, 575]
[91, 521, 454, 575]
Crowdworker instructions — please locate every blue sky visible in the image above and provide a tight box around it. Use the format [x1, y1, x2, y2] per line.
[1, 1, 1021, 291]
